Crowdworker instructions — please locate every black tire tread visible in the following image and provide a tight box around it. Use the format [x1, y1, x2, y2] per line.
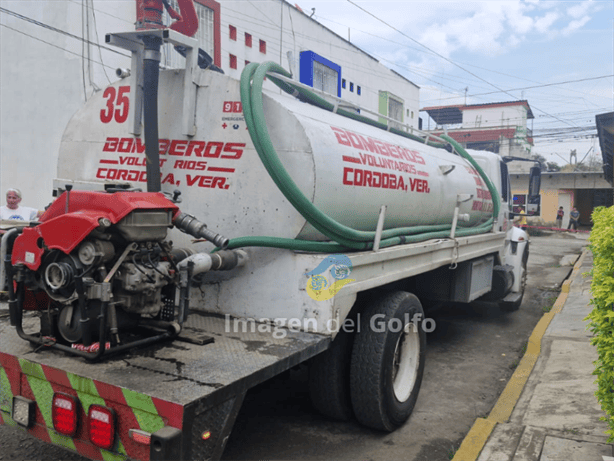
[350, 291, 425, 432]
[309, 328, 354, 421]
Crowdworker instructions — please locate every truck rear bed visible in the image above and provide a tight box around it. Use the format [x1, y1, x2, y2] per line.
[0, 310, 328, 460]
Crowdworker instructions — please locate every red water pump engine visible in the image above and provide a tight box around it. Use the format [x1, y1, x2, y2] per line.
[4, 187, 232, 360]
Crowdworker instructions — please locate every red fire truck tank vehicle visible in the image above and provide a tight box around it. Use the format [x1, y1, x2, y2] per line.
[0, 1, 539, 459]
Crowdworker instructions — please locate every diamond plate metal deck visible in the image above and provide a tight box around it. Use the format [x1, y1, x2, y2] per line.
[0, 311, 329, 407]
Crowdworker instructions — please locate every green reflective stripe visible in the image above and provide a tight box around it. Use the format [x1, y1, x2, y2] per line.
[0, 367, 14, 413]
[132, 407, 165, 434]
[1, 366, 17, 426]
[1, 411, 18, 427]
[117, 439, 127, 456]
[18, 358, 46, 380]
[66, 372, 102, 397]
[121, 388, 164, 433]
[101, 448, 127, 461]
[49, 429, 78, 450]
[12, 360, 128, 458]
[19, 361, 53, 426]
[66, 372, 106, 410]
[77, 391, 106, 411]
[20, 362, 77, 452]
[65, 373, 127, 456]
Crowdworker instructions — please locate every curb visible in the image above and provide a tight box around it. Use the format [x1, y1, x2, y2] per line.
[451, 247, 590, 461]
[522, 225, 590, 234]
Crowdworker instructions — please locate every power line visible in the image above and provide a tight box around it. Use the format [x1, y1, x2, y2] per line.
[344, 0, 588, 130]
[344, 2, 523, 98]
[0, 23, 122, 72]
[90, 1, 112, 84]
[66, 0, 133, 25]
[219, 9, 425, 101]
[81, 0, 88, 99]
[316, 11, 607, 107]
[0, 6, 130, 58]
[433, 75, 614, 100]
[320, 11, 608, 114]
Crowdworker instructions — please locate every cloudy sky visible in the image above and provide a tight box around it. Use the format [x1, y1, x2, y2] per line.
[304, 0, 612, 167]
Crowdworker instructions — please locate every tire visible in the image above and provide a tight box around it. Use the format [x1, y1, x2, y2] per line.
[350, 291, 426, 432]
[309, 326, 354, 421]
[499, 247, 529, 312]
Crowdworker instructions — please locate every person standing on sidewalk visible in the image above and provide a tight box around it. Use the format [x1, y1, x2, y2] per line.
[567, 207, 580, 230]
[556, 206, 564, 228]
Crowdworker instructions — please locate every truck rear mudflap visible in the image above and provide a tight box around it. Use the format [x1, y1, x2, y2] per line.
[0, 312, 329, 460]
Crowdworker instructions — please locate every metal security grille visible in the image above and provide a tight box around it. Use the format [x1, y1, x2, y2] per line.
[162, 0, 215, 68]
[313, 60, 338, 96]
[388, 97, 403, 126]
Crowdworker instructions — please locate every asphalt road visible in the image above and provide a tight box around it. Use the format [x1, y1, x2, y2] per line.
[0, 232, 589, 461]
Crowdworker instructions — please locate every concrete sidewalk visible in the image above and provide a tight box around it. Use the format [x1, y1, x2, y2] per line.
[455, 248, 614, 461]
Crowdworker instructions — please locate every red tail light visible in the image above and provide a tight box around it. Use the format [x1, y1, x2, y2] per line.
[52, 393, 79, 436]
[88, 404, 116, 449]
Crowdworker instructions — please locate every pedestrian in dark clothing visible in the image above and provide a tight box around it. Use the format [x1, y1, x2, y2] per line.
[556, 206, 564, 228]
[568, 207, 580, 230]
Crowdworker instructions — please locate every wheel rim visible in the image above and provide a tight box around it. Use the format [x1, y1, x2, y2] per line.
[392, 322, 421, 402]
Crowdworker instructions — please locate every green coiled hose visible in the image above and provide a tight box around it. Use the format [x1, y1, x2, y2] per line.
[222, 62, 500, 252]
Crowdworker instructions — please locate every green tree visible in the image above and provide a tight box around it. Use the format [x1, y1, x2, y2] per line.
[587, 206, 614, 441]
[546, 162, 561, 172]
[530, 153, 548, 171]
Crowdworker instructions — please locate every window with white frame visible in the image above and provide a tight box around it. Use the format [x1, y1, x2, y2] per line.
[388, 97, 403, 125]
[378, 91, 404, 128]
[313, 60, 338, 96]
[162, 0, 215, 68]
[299, 51, 342, 97]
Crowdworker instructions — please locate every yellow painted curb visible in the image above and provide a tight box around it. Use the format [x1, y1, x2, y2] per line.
[451, 418, 497, 461]
[561, 250, 587, 294]
[452, 247, 589, 461]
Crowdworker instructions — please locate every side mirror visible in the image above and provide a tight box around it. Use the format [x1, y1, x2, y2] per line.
[527, 166, 541, 216]
[528, 166, 541, 197]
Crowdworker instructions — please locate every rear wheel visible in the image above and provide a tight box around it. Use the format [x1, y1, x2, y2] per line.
[309, 325, 354, 421]
[350, 291, 426, 431]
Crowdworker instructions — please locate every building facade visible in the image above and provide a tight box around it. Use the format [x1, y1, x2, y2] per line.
[0, 0, 420, 209]
[421, 101, 534, 173]
[510, 172, 612, 229]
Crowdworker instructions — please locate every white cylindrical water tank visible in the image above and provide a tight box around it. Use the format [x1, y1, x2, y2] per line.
[56, 70, 494, 247]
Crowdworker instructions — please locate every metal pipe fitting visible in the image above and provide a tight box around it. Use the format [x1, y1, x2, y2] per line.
[173, 212, 229, 249]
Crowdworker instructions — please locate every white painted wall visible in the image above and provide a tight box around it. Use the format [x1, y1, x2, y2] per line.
[1, 1, 133, 210]
[558, 192, 572, 228]
[219, 1, 419, 127]
[1, 0, 419, 210]
[461, 105, 528, 130]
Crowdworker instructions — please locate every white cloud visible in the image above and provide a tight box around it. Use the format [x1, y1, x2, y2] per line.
[567, 0, 594, 19]
[503, 2, 535, 34]
[506, 34, 522, 47]
[534, 12, 559, 33]
[562, 15, 591, 35]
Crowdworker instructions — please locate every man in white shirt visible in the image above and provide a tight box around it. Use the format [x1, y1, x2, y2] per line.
[0, 188, 39, 221]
